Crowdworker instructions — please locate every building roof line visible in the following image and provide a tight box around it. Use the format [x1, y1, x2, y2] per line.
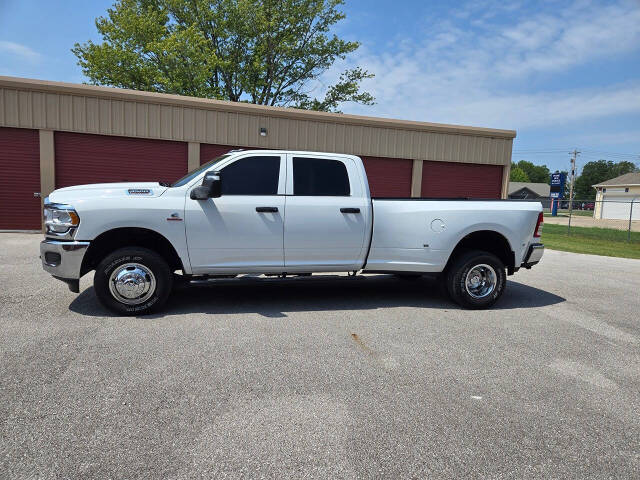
[592, 172, 640, 187]
[0, 75, 517, 139]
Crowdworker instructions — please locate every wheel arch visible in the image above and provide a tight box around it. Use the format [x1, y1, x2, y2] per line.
[81, 227, 184, 276]
[444, 230, 515, 273]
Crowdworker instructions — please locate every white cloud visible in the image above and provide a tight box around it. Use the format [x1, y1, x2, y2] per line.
[0, 40, 41, 62]
[427, 84, 640, 128]
[324, 0, 640, 130]
[494, 1, 640, 77]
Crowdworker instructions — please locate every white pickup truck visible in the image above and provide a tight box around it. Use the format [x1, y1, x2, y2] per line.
[40, 150, 544, 315]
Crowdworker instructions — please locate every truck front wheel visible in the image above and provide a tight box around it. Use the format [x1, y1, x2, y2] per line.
[94, 247, 173, 316]
[446, 250, 506, 309]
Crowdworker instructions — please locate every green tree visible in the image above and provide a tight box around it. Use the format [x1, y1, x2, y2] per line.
[512, 160, 550, 183]
[509, 166, 530, 182]
[609, 160, 638, 179]
[574, 160, 638, 200]
[72, 0, 374, 112]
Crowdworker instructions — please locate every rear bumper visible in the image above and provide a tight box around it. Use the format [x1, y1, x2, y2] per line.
[522, 243, 544, 268]
[40, 239, 90, 292]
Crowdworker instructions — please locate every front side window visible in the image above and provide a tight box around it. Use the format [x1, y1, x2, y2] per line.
[293, 157, 350, 196]
[221, 156, 280, 195]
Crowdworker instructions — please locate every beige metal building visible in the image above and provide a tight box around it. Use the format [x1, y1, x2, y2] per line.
[0, 76, 516, 230]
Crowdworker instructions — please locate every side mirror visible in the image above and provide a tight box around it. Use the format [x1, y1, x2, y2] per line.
[190, 171, 222, 200]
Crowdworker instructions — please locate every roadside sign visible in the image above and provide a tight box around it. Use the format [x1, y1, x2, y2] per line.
[550, 172, 567, 199]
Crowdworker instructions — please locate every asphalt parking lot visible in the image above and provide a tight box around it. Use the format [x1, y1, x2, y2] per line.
[1, 233, 639, 479]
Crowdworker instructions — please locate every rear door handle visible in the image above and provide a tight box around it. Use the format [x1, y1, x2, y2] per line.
[256, 206, 279, 213]
[340, 208, 360, 214]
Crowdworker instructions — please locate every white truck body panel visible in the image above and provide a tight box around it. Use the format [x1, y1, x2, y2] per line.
[185, 153, 287, 273]
[366, 200, 541, 272]
[282, 153, 372, 272]
[186, 193, 287, 273]
[49, 183, 193, 273]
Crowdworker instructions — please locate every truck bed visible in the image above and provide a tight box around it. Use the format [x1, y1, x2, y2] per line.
[363, 198, 542, 273]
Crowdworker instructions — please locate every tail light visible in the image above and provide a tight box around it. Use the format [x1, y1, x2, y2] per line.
[533, 212, 544, 238]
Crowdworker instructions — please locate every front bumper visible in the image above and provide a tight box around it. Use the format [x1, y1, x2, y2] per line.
[522, 243, 544, 268]
[40, 239, 90, 292]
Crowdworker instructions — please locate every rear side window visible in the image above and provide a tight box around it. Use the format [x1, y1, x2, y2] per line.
[221, 156, 280, 195]
[293, 157, 350, 196]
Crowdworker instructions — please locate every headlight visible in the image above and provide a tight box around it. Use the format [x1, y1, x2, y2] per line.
[43, 203, 80, 236]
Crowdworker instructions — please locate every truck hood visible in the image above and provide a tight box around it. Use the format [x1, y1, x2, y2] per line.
[48, 182, 169, 204]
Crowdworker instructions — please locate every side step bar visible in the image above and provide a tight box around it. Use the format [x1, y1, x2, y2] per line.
[182, 272, 358, 286]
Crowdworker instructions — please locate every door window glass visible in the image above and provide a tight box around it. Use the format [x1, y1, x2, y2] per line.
[221, 156, 280, 195]
[293, 157, 350, 196]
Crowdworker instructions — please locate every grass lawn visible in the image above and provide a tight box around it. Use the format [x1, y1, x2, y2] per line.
[542, 223, 640, 259]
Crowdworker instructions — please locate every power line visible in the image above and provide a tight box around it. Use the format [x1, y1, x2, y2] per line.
[579, 149, 639, 157]
[578, 154, 640, 163]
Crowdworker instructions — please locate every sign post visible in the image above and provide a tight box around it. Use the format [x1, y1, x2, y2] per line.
[549, 172, 567, 217]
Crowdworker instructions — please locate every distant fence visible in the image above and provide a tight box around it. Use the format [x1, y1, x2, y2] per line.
[541, 198, 640, 241]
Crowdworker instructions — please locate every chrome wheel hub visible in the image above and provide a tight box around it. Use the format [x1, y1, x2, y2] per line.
[464, 264, 497, 299]
[108, 263, 156, 305]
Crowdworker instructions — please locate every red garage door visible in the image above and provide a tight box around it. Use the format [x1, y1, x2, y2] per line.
[422, 161, 503, 199]
[0, 127, 41, 230]
[200, 143, 239, 165]
[361, 156, 413, 197]
[55, 132, 188, 188]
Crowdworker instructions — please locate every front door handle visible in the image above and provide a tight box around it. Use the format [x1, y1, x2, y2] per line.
[340, 207, 360, 214]
[256, 206, 279, 213]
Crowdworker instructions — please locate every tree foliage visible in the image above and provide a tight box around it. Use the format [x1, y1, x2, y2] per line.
[509, 166, 529, 182]
[511, 160, 550, 184]
[72, 0, 374, 112]
[574, 160, 638, 200]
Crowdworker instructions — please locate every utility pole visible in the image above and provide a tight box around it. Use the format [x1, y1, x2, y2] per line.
[567, 149, 580, 234]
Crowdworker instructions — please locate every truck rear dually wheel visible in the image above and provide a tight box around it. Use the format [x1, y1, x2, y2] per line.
[446, 250, 506, 309]
[94, 247, 172, 316]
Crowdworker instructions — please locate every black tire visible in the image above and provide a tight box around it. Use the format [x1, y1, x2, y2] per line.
[94, 247, 173, 316]
[446, 250, 506, 309]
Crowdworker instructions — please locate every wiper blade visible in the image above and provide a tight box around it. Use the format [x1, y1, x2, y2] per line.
[158, 181, 172, 187]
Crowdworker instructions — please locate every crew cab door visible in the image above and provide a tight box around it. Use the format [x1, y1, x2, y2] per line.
[283, 154, 370, 271]
[185, 154, 286, 273]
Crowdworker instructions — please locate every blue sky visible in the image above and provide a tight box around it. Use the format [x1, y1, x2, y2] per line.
[1, 0, 639, 173]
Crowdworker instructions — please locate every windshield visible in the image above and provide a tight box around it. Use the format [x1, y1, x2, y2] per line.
[171, 155, 230, 187]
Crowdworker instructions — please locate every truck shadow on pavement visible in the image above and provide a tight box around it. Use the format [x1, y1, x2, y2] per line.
[69, 275, 565, 318]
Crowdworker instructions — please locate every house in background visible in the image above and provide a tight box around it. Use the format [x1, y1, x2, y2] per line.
[593, 172, 640, 220]
[508, 182, 551, 208]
